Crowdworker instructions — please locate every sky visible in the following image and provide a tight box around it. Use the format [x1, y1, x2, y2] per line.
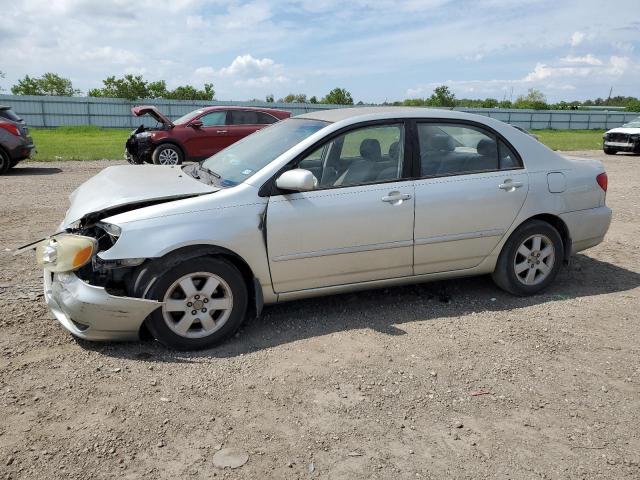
[0, 0, 639, 103]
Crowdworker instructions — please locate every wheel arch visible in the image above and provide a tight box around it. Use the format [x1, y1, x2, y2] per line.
[513, 213, 572, 263]
[154, 140, 186, 160]
[131, 244, 263, 337]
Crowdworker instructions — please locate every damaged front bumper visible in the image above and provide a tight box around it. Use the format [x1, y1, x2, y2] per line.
[43, 270, 161, 341]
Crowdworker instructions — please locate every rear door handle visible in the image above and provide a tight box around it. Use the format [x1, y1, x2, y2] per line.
[381, 191, 411, 204]
[499, 181, 523, 191]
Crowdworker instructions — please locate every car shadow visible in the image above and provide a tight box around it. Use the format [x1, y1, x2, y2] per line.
[82, 254, 640, 363]
[7, 166, 62, 176]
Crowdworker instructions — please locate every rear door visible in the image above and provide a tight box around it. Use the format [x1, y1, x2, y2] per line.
[266, 121, 415, 292]
[225, 110, 277, 146]
[413, 121, 529, 274]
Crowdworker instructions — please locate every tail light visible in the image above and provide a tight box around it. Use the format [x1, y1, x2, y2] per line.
[0, 122, 21, 137]
[596, 172, 608, 192]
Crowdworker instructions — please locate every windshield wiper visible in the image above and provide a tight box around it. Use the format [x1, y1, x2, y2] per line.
[199, 165, 221, 179]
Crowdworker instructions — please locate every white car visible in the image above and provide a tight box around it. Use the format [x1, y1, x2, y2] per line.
[603, 116, 640, 155]
[32, 107, 612, 350]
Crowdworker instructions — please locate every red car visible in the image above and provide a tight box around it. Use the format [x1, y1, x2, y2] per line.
[125, 106, 291, 165]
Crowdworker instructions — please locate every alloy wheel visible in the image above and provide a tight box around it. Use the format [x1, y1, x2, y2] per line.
[513, 234, 555, 286]
[158, 148, 180, 165]
[161, 272, 233, 338]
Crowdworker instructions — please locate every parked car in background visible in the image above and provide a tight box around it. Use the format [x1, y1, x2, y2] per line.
[510, 124, 540, 141]
[33, 107, 611, 350]
[0, 105, 35, 174]
[602, 116, 640, 155]
[125, 106, 291, 165]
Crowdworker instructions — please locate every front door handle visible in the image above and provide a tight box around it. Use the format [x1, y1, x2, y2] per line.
[499, 180, 523, 191]
[381, 191, 411, 204]
[216, 130, 228, 134]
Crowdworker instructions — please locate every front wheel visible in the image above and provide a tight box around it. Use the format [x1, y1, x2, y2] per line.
[603, 147, 616, 155]
[152, 144, 183, 165]
[0, 150, 10, 174]
[141, 257, 248, 350]
[492, 220, 564, 296]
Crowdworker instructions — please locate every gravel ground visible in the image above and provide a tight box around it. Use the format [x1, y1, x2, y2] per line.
[0, 152, 638, 479]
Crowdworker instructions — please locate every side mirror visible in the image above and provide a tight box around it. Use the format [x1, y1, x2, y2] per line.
[275, 169, 318, 192]
[190, 120, 203, 128]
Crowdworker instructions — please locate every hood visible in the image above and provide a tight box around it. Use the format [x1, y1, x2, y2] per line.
[606, 126, 640, 135]
[63, 165, 217, 226]
[131, 105, 174, 127]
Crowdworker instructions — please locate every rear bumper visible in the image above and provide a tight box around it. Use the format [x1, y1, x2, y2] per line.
[8, 140, 35, 161]
[560, 206, 612, 254]
[43, 271, 161, 341]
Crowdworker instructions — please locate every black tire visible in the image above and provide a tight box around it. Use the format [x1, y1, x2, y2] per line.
[492, 220, 564, 296]
[603, 147, 616, 155]
[141, 257, 248, 350]
[0, 149, 10, 175]
[152, 144, 183, 165]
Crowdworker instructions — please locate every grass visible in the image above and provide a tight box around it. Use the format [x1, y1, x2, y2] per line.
[532, 129, 605, 151]
[27, 126, 606, 162]
[30, 126, 130, 161]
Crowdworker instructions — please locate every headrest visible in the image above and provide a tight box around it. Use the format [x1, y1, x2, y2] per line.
[360, 138, 382, 162]
[476, 138, 497, 156]
[430, 134, 455, 152]
[388, 141, 400, 161]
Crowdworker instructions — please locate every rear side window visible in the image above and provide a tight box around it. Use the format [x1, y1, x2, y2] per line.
[200, 111, 227, 126]
[418, 123, 518, 177]
[229, 110, 260, 125]
[0, 109, 21, 122]
[256, 112, 278, 124]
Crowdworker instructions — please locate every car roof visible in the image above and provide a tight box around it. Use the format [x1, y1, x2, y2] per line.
[0, 105, 11, 111]
[295, 106, 482, 123]
[199, 105, 290, 118]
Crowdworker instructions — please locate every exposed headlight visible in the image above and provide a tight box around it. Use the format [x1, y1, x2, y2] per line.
[35, 234, 97, 272]
[135, 131, 153, 139]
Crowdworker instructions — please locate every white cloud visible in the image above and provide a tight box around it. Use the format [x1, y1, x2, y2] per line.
[561, 54, 602, 65]
[79, 46, 141, 65]
[570, 31, 585, 47]
[195, 55, 289, 90]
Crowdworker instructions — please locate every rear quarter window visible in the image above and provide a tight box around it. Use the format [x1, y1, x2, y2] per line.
[0, 109, 21, 122]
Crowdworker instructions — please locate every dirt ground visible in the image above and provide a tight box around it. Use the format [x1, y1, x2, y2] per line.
[0, 151, 638, 480]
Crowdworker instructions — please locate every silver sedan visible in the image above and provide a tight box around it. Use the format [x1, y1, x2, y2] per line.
[33, 107, 612, 349]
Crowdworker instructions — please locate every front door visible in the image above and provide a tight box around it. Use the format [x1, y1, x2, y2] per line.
[413, 122, 529, 274]
[182, 110, 230, 158]
[266, 122, 415, 293]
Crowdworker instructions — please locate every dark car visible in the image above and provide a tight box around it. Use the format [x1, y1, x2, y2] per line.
[125, 106, 291, 165]
[0, 105, 35, 173]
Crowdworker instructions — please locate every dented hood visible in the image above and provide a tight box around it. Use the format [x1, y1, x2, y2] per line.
[63, 165, 217, 226]
[131, 105, 174, 127]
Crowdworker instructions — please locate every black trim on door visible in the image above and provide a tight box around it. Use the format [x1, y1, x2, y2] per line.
[259, 118, 414, 197]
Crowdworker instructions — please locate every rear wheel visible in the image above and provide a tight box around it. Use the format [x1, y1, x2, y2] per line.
[492, 220, 564, 296]
[141, 257, 248, 350]
[152, 144, 183, 165]
[0, 150, 10, 174]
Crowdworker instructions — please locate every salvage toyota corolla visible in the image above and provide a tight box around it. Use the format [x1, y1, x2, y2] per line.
[30, 107, 612, 350]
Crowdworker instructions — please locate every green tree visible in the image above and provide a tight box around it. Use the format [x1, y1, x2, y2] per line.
[265, 94, 274, 103]
[428, 85, 456, 107]
[278, 93, 307, 103]
[626, 99, 640, 112]
[11, 72, 80, 96]
[88, 75, 214, 100]
[514, 88, 548, 110]
[309, 96, 318, 104]
[322, 87, 354, 105]
[0, 70, 4, 92]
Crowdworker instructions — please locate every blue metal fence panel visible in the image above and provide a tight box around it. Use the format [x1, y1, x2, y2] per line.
[0, 94, 637, 129]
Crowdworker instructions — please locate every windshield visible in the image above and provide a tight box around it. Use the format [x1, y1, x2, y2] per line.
[200, 118, 329, 187]
[622, 117, 640, 128]
[174, 109, 204, 125]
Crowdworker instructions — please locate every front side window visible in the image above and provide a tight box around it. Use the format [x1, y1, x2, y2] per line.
[418, 123, 518, 177]
[200, 111, 227, 126]
[199, 118, 328, 187]
[297, 123, 405, 189]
